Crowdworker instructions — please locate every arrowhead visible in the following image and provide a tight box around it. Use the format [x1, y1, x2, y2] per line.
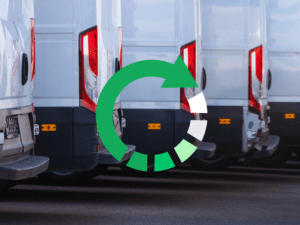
[161, 56, 199, 88]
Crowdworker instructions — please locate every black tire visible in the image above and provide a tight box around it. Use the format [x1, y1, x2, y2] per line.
[190, 155, 239, 170]
[254, 147, 293, 167]
[0, 180, 9, 193]
[85, 165, 108, 179]
[38, 171, 87, 185]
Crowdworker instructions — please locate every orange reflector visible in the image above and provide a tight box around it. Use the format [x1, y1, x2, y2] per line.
[41, 124, 57, 131]
[219, 119, 231, 125]
[148, 123, 161, 130]
[285, 114, 295, 119]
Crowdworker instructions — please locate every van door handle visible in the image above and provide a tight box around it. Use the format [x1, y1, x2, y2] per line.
[268, 69, 272, 90]
[202, 67, 207, 91]
[115, 58, 120, 73]
[22, 53, 29, 86]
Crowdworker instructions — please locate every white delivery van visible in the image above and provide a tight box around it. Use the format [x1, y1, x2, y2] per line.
[193, 0, 280, 169]
[257, 0, 300, 167]
[0, 0, 49, 192]
[34, 0, 135, 183]
[121, 0, 216, 168]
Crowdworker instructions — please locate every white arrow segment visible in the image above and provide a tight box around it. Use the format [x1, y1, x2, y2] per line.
[188, 92, 207, 114]
[187, 120, 208, 142]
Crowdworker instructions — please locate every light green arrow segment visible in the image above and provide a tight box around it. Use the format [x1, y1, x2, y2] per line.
[175, 140, 198, 163]
[96, 56, 198, 162]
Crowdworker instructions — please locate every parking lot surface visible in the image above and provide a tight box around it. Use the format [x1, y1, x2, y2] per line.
[1, 162, 300, 225]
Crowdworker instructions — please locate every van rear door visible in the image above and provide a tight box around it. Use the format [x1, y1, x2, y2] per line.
[0, 0, 22, 110]
[13, 0, 35, 108]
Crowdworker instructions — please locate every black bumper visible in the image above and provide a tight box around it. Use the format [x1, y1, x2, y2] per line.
[0, 155, 49, 180]
[98, 145, 136, 164]
[190, 141, 216, 159]
[252, 135, 280, 159]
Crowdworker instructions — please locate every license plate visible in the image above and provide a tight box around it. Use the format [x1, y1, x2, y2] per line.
[5, 117, 20, 139]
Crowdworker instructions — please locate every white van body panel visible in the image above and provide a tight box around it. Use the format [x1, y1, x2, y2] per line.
[0, 0, 34, 110]
[119, 0, 216, 159]
[121, 0, 196, 110]
[34, 0, 121, 107]
[202, 0, 268, 103]
[0, 0, 50, 181]
[266, 0, 300, 148]
[201, 0, 271, 154]
[34, 0, 132, 172]
[267, 0, 300, 102]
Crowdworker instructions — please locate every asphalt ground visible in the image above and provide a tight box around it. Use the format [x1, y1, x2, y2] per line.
[0, 160, 300, 225]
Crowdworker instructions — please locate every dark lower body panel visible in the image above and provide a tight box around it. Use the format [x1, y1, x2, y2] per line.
[202, 106, 244, 155]
[269, 102, 300, 147]
[122, 109, 215, 165]
[203, 105, 279, 158]
[35, 107, 135, 172]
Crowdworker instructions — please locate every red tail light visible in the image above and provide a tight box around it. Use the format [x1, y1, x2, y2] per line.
[180, 41, 196, 113]
[32, 103, 35, 115]
[119, 27, 123, 69]
[79, 26, 98, 113]
[249, 45, 263, 113]
[30, 19, 35, 82]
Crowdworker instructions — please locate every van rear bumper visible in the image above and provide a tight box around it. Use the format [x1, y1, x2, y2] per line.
[252, 135, 280, 159]
[188, 142, 216, 160]
[0, 154, 49, 180]
[98, 145, 136, 164]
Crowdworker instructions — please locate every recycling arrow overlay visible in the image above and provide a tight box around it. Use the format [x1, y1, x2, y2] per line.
[96, 56, 206, 172]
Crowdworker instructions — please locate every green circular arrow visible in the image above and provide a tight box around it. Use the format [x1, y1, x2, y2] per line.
[96, 56, 198, 171]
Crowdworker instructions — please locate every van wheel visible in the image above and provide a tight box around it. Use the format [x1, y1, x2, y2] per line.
[0, 180, 9, 193]
[253, 147, 293, 167]
[190, 155, 239, 170]
[85, 165, 108, 179]
[38, 171, 87, 185]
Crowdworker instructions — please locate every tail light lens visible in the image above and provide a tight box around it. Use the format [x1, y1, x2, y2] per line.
[249, 45, 263, 113]
[180, 41, 196, 113]
[30, 19, 35, 82]
[119, 27, 123, 69]
[32, 103, 35, 115]
[79, 26, 98, 113]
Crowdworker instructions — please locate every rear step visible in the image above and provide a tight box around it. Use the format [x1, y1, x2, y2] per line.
[252, 135, 280, 159]
[188, 141, 216, 160]
[0, 156, 49, 180]
[98, 145, 136, 164]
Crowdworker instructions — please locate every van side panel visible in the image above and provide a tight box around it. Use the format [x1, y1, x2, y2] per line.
[201, 0, 247, 154]
[34, 0, 99, 171]
[201, 0, 267, 155]
[34, 0, 77, 107]
[121, 0, 196, 155]
[266, 0, 300, 147]
[121, 0, 180, 109]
